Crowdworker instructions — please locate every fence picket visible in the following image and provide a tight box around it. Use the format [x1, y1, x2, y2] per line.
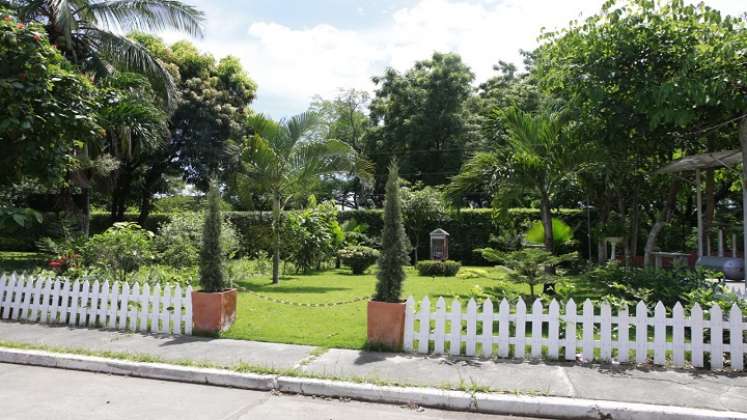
[481, 298, 494, 358]
[548, 299, 559, 360]
[564, 299, 577, 361]
[582, 299, 594, 362]
[11, 275, 25, 320]
[173, 285, 183, 335]
[617, 306, 629, 363]
[434, 297, 446, 354]
[117, 282, 130, 330]
[98, 281, 109, 328]
[691, 304, 704, 368]
[39, 278, 51, 323]
[185, 286, 193, 335]
[59, 278, 71, 324]
[162, 285, 172, 334]
[418, 296, 430, 353]
[514, 298, 526, 359]
[635, 301, 648, 364]
[710, 304, 724, 369]
[672, 303, 685, 368]
[465, 298, 477, 356]
[129, 283, 140, 331]
[79, 280, 90, 327]
[653, 302, 666, 365]
[729, 305, 744, 370]
[600, 303, 612, 362]
[0, 274, 7, 318]
[50, 280, 61, 323]
[139, 284, 150, 332]
[19, 276, 33, 320]
[498, 299, 510, 358]
[108, 282, 120, 329]
[151, 284, 161, 333]
[530, 299, 543, 359]
[88, 281, 100, 327]
[449, 299, 461, 356]
[403, 296, 415, 351]
[67, 280, 80, 326]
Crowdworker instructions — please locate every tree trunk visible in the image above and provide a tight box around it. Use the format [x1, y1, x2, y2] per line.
[703, 168, 716, 254]
[80, 187, 90, 238]
[643, 180, 681, 267]
[740, 117, 747, 284]
[138, 190, 153, 227]
[272, 194, 281, 284]
[540, 192, 554, 254]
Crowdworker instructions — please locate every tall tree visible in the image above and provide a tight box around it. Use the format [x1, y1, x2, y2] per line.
[367, 52, 475, 193]
[9, 0, 204, 108]
[237, 112, 369, 284]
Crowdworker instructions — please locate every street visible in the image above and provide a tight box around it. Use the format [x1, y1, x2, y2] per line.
[0, 363, 537, 420]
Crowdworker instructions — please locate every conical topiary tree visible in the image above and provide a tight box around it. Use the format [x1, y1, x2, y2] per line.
[374, 160, 410, 302]
[199, 180, 225, 292]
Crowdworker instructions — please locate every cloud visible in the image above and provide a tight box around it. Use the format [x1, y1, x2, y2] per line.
[166, 0, 747, 118]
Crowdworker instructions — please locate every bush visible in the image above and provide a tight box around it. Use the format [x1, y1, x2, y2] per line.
[199, 182, 226, 292]
[374, 161, 410, 302]
[338, 246, 380, 274]
[284, 199, 344, 273]
[416, 260, 462, 277]
[82, 222, 155, 282]
[154, 212, 239, 267]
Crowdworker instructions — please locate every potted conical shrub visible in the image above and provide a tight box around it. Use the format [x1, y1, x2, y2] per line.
[368, 160, 411, 350]
[192, 180, 237, 334]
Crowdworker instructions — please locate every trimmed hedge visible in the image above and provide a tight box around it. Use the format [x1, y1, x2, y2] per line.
[1, 208, 589, 265]
[416, 260, 462, 277]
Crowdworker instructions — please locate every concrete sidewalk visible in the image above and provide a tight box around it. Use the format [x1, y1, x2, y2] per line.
[1, 321, 746, 414]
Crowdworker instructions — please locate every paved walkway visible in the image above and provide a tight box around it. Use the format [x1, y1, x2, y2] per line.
[1, 321, 746, 414]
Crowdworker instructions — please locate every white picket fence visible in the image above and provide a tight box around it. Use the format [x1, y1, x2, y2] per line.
[0, 273, 192, 335]
[404, 296, 746, 371]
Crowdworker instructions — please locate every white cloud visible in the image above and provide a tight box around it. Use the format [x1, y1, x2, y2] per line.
[167, 0, 747, 118]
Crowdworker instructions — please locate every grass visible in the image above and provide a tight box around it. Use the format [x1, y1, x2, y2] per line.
[224, 266, 526, 349]
[0, 251, 46, 273]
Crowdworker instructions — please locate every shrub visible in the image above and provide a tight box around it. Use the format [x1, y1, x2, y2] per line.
[338, 246, 380, 275]
[154, 212, 239, 267]
[199, 181, 226, 292]
[82, 222, 155, 282]
[284, 198, 344, 273]
[416, 260, 462, 277]
[476, 248, 576, 297]
[373, 161, 411, 302]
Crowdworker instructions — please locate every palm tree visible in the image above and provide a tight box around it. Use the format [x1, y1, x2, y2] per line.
[449, 106, 578, 254]
[6, 0, 204, 108]
[238, 112, 372, 284]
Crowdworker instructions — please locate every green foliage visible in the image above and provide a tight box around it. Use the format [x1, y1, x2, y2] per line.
[415, 260, 462, 277]
[199, 182, 226, 292]
[525, 218, 574, 248]
[374, 162, 410, 302]
[284, 199, 344, 273]
[338, 246, 380, 275]
[0, 12, 100, 187]
[478, 248, 577, 297]
[154, 212, 239, 267]
[401, 183, 447, 263]
[368, 52, 475, 190]
[584, 263, 741, 309]
[83, 222, 155, 282]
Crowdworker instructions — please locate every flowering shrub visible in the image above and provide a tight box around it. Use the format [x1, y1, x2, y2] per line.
[337, 246, 380, 275]
[82, 222, 155, 282]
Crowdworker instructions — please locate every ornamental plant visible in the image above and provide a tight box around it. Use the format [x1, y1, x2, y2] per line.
[415, 260, 462, 277]
[82, 222, 155, 282]
[199, 181, 226, 292]
[338, 246, 380, 275]
[373, 161, 411, 302]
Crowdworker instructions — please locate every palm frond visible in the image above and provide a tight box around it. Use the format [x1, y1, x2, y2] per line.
[82, 0, 204, 37]
[84, 27, 178, 109]
[50, 0, 78, 60]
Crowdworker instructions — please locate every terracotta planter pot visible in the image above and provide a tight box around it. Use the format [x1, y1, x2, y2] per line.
[367, 300, 406, 350]
[191, 289, 237, 334]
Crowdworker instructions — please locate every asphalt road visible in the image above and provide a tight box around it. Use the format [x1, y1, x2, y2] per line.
[0, 363, 539, 420]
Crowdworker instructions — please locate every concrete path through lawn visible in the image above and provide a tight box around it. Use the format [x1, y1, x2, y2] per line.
[1, 321, 746, 414]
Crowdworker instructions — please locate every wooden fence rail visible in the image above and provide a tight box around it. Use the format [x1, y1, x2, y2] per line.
[403, 296, 746, 371]
[0, 273, 192, 335]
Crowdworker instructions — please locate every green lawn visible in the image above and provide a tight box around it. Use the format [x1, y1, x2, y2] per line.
[225, 266, 525, 349]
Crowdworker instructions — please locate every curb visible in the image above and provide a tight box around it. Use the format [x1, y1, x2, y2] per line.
[0, 347, 744, 420]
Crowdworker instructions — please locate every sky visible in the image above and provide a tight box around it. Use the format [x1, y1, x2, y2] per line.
[161, 0, 747, 119]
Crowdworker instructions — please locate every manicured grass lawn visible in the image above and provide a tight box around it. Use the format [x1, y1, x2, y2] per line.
[0, 251, 46, 273]
[224, 266, 525, 349]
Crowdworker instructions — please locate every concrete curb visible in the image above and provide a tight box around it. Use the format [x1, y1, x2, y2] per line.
[0, 347, 744, 420]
